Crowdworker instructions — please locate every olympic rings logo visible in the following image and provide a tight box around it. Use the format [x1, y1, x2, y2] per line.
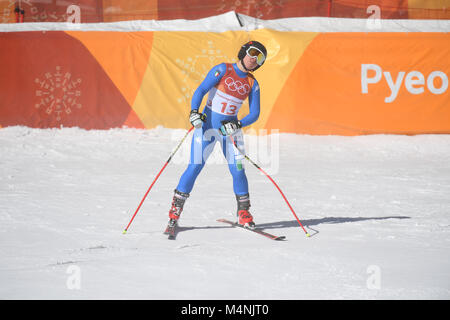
[224, 77, 250, 95]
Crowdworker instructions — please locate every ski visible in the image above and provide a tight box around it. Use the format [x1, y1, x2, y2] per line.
[217, 219, 286, 241]
[164, 223, 177, 240]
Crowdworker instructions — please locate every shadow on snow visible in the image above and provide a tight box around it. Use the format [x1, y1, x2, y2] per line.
[176, 216, 411, 237]
[257, 216, 411, 237]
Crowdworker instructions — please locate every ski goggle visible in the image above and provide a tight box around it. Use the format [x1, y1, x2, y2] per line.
[246, 46, 266, 66]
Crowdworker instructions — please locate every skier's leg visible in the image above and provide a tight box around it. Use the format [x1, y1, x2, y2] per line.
[168, 127, 217, 225]
[222, 131, 248, 195]
[167, 189, 190, 227]
[176, 127, 217, 194]
[222, 132, 255, 229]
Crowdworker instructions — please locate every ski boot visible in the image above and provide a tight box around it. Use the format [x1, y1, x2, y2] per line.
[167, 189, 189, 228]
[236, 193, 256, 229]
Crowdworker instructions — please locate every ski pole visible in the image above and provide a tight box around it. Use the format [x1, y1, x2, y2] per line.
[229, 134, 310, 237]
[123, 126, 194, 234]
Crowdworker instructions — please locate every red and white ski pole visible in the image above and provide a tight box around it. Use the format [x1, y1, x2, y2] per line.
[229, 135, 311, 237]
[122, 126, 194, 234]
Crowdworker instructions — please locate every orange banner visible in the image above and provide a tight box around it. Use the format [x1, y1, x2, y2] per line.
[0, 31, 145, 129]
[1, 0, 449, 23]
[265, 32, 450, 135]
[0, 30, 449, 134]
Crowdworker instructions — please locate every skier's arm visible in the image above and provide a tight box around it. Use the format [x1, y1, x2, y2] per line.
[191, 63, 226, 111]
[239, 79, 260, 127]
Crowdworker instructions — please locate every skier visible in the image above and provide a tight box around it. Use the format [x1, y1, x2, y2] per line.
[166, 40, 267, 231]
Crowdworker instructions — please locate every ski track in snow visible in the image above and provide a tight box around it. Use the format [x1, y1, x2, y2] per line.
[0, 126, 449, 299]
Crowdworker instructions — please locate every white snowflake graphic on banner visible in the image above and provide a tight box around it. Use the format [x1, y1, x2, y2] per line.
[175, 40, 234, 105]
[34, 66, 82, 122]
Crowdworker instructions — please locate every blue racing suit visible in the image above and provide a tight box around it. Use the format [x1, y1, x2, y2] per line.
[176, 62, 261, 196]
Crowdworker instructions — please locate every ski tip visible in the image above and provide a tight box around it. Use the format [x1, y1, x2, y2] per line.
[275, 236, 286, 241]
[306, 233, 311, 238]
[122, 229, 127, 235]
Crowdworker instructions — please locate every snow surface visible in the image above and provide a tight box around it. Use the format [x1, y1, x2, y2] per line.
[0, 126, 449, 299]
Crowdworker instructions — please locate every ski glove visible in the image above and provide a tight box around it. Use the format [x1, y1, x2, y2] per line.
[220, 120, 242, 136]
[189, 109, 206, 128]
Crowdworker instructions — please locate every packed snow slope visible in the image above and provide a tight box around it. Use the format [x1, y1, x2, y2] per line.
[0, 126, 449, 299]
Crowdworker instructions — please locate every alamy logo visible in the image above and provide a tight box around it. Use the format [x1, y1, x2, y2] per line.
[2, 0, 79, 22]
[66, 265, 81, 290]
[361, 64, 448, 103]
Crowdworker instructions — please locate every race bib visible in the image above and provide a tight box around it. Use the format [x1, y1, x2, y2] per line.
[207, 87, 244, 116]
